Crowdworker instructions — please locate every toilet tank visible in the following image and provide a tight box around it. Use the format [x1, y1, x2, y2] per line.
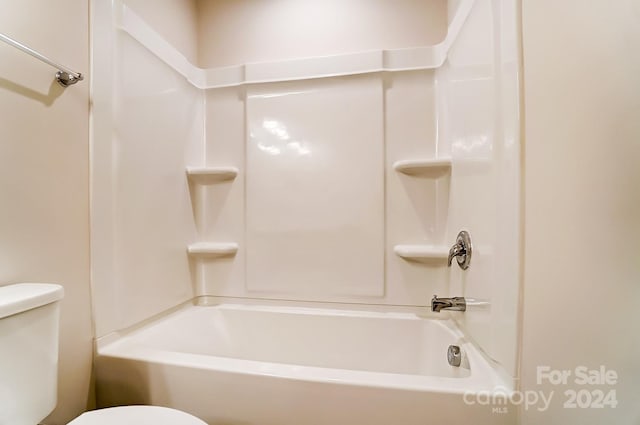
[0, 283, 64, 425]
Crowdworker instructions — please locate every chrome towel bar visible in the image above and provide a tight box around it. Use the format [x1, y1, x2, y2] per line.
[0, 32, 83, 87]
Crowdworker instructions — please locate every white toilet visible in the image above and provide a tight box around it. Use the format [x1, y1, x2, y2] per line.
[0, 283, 207, 425]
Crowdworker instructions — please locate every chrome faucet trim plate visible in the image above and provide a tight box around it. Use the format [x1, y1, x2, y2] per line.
[448, 230, 472, 270]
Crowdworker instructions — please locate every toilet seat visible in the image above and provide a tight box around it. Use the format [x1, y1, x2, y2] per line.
[67, 406, 207, 425]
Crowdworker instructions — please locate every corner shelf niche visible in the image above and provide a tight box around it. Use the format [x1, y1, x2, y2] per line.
[392, 158, 451, 176]
[186, 166, 238, 184]
[393, 244, 448, 261]
[393, 158, 451, 265]
[187, 242, 238, 258]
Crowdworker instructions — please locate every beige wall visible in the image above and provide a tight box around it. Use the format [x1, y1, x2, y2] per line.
[0, 1, 93, 424]
[521, 0, 640, 423]
[124, 0, 199, 63]
[196, 0, 447, 68]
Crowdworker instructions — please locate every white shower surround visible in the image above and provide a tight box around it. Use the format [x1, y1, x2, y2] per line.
[90, 0, 521, 421]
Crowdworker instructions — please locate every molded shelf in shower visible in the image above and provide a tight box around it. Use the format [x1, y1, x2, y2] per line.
[393, 158, 452, 176]
[186, 166, 238, 184]
[187, 242, 238, 257]
[394, 244, 449, 261]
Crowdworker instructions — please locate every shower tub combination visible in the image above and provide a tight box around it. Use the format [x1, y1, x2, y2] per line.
[96, 303, 515, 425]
[92, 0, 521, 421]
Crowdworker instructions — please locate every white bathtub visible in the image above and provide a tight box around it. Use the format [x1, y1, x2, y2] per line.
[95, 303, 515, 424]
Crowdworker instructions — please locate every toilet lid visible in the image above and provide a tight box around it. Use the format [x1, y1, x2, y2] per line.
[67, 406, 207, 425]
